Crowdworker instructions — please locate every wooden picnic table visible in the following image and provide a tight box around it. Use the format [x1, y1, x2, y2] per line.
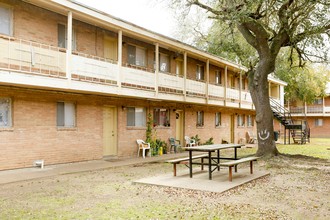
[184, 144, 244, 180]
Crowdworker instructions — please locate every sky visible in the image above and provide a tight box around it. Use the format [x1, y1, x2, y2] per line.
[75, 0, 176, 37]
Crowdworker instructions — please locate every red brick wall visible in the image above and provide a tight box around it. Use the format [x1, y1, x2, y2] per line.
[324, 96, 330, 106]
[7, 0, 63, 46]
[0, 87, 103, 170]
[307, 117, 330, 138]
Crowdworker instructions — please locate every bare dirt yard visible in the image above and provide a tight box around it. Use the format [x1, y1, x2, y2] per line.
[0, 153, 329, 220]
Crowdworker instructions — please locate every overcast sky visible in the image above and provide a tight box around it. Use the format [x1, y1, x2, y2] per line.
[75, 0, 176, 37]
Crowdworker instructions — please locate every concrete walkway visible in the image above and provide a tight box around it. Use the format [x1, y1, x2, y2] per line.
[0, 152, 189, 185]
[0, 147, 268, 193]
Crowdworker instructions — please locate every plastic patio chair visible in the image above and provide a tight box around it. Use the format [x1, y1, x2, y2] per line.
[136, 139, 151, 158]
[169, 138, 181, 153]
[184, 136, 196, 147]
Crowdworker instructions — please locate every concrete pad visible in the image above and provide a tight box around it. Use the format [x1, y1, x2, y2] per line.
[134, 167, 269, 193]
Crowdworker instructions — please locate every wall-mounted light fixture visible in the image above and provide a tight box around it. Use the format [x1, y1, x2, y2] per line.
[122, 106, 126, 111]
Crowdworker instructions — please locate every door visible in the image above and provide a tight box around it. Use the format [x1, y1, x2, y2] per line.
[230, 114, 235, 143]
[104, 36, 118, 61]
[103, 106, 117, 156]
[175, 110, 184, 146]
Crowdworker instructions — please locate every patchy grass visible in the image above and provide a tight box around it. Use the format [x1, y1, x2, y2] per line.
[277, 138, 330, 159]
[236, 138, 330, 159]
[0, 139, 328, 219]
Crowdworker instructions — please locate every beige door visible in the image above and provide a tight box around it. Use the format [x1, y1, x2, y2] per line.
[175, 110, 184, 145]
[104, 36, 118, 61]
[230, 114, 235, 143]
[103, 106, 117, 156]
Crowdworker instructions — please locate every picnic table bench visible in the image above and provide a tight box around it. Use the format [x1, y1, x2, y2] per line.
[166, 154, 208, 176]
[219, 156, 259, 181]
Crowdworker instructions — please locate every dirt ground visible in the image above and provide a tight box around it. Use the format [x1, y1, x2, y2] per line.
[0, 155, 329, 219]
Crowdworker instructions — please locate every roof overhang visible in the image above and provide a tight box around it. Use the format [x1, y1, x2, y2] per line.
[268, 75, 288, 86]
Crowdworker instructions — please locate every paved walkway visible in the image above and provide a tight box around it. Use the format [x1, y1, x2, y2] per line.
[0, 152, 189, 185]
[0, 145, 267, 193]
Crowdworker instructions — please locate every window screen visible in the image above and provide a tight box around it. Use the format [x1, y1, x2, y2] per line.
[215, 112, 221, 127]
[196, 65, 204, 80]
[127, 107, 146, 126]
[0, 6, 11, 36]
[57, 24, 76, 50]
[0, 98, 11, 127]
[159, 54, 169, 72]
[215, 70, 222, 85]
[135, 47, 146, 66]
[57, 102, 76, 127]
[237, 114, 245, 127]
[197, 111, 204, 126]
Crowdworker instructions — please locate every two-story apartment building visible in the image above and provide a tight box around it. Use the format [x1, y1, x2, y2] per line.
[286, 82, 330, 138]
[0, 0, 286, 170]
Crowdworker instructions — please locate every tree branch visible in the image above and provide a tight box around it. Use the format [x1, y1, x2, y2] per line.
[186, 0, 221, 16]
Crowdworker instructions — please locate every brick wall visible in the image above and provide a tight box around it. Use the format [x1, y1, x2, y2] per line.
[0, 87, 103, 170]
[307, 117, 330, 138]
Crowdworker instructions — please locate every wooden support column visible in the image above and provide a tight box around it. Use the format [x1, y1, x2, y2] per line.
[239, 71, 242, 108]
[206, 59, 210, 103]
[155, 43, 159, 96]
[224, 66, 228, 106]
[66, 11, 73, 81]
[183, 51, 187, 101]
[117, 30, 122, 88]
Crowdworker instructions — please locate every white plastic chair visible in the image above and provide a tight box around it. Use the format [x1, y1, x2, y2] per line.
[184, 136, 196, 147]
[136, 139, 151, 158]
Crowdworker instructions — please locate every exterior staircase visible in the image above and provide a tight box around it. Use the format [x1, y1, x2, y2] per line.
[270, 98, 310, 144]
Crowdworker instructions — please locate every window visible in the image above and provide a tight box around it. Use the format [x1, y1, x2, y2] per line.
[315, 119, 323, 127]
[196, 65, 204, 80]
[0, 5, 12, 36]
[127, 44, 146, 67]
[314, 98, 323, 105]
[0, 98, 11, 127]
[176, 60, 183, 76]
[58, 24, 76, 50]
[215, 112, 221, 127]
[229, 75, 235, 88]
[215, 70, 222, 85]
[159, 53, 170, 72]
[242, 78, 246, 90]
[153, 108, 170, 127]
[57, 102, 76, 127]
[247, 115, 254, 127]
[127, 107, 146, 127]
[197, 111, 204, 127]
[237, 114, 245, 127]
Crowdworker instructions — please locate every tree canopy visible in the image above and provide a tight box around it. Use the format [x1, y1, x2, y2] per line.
[168, 0, 330, 157]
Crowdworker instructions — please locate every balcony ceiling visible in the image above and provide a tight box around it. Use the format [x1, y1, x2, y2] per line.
[24, 0, 247, 73]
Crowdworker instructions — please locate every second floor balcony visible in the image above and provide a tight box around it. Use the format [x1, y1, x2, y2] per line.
[0, 35, 258, 109]
[289, 105, 330, 116]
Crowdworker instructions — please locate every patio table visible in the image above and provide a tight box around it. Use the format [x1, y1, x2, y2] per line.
[184, 144, 244, 180]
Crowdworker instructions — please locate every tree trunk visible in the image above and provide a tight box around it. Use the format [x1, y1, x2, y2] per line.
[249, 58, 279, 157]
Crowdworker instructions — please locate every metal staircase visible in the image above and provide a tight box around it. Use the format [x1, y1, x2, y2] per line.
[270, 98, 310, 144]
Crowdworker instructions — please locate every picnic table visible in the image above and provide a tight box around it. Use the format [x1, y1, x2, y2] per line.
[184, 144, 244, 180]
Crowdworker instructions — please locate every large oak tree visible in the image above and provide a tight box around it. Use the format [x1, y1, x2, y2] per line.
[171, 0, 330, 157]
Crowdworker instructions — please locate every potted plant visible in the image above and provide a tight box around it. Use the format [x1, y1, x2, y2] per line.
[191, 134, 201, 146]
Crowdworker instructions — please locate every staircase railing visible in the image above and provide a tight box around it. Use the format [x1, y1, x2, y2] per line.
[269, 97, 293, 126]
[270, 97, 310, 144]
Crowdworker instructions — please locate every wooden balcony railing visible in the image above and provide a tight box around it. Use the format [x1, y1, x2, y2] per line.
[0, 35, 256, 108]
[0, 35, 66, 77]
